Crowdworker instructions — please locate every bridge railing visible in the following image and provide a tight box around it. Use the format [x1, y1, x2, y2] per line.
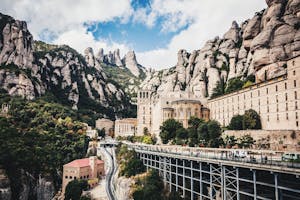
[125, 142, 300, 169]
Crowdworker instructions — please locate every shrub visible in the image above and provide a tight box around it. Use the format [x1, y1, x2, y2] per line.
[228, 115, 244, 130]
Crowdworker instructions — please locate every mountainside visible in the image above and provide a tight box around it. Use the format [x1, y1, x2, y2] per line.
[83, 47, 147, 102]
[0, 13, 136, 122]
[141, 0, 300, 102]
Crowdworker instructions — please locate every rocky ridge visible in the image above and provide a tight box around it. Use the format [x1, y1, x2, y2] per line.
[141, 0, 300, 103]
[83, 47, 147, 101]
[0, 13, 134, 118]
[90, 47, 146, 77]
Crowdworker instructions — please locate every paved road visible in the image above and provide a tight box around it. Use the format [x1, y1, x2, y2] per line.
[103, 147, 117, 200]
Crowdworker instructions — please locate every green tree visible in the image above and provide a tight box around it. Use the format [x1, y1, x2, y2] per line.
[207, 120, 222, 147]
[160, 119, 183, 144]
[211, 77, 226, 98]
[243, 109, 262, 129]
[132, 170, 164, 200]
[142, 135, 154, 144]
[238, 134, 255, 148]
[223, 135, 237, 148]
[65, 180, 88, 200]
[198, 123, 209, 145]
[228, 115, 244, 130]
[225, 78, 244, 93]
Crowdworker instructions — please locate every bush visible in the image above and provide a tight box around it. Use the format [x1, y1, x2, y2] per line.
[132, 170, 164, 200]
[116, 145, 145, 177]
[160, 119, 183, 144]
[228, 115, 244, 130]
[65, 180, 88, 200]
[243, 109, 261, 130]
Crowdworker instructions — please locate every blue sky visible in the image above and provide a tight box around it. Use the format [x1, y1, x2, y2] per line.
[0, 0, 267, 69]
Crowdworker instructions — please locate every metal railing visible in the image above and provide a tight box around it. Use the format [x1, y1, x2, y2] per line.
[125, 142, 300, 170]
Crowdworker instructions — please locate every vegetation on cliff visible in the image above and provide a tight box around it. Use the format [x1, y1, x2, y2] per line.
[0, 90, 89, 199]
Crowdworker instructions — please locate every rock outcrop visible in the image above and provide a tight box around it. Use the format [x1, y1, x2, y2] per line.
[97, 47, 146, 77]
[0, 13, 130, 113]
[141, 0, 299, 101]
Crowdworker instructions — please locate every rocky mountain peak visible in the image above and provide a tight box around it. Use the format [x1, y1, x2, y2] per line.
[141, 0, 299, 101]
[0, 13, 34, 68]
[123, 50, 141, 77]
[96, 48, 104, 62]
[113, 48, 122, 66]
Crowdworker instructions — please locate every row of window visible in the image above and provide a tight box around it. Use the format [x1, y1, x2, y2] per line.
[65, 175, 89, 180]
[211, 80, 297, 106]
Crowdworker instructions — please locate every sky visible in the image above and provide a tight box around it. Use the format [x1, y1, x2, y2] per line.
[0, 0, 267, 69]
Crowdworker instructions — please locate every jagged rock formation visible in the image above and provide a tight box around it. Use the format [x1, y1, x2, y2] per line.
[84, 47, 146, 101]
[0, 13, 132, 115]
[141, 0, 300, 102]
[93, 47, 146, 78]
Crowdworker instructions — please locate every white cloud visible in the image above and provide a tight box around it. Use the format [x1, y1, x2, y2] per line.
[136, 0, 267, 69]
[53, 25, 130, 56]
[0, 0, 132, 39]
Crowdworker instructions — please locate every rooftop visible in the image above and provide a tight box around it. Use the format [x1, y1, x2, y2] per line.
[64, 158, 104, 168]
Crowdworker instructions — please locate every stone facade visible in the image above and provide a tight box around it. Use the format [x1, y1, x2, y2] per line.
[224, 130, 300, 151]
[114, 118, 137, 137]
[95, 118, 114, 135]
[137, 91, 209, 137]
[208, 57, 300, 130]
[62, 156, 104, 194]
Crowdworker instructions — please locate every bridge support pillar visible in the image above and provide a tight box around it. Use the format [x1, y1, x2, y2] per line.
[253, 170, 257, 200]
[183, 160, 186, 198]
[199, 162, 203, 200]
[176, 159, 178, 192]
[191, 160, 193, 200]
[237, 168, 240, 200]
[274, 173, 278, 200]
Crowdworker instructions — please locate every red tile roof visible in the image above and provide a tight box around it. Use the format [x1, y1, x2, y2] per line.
[64, 158, 104, 168]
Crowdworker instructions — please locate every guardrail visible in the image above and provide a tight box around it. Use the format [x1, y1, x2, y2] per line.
[126, 142, 300, 169]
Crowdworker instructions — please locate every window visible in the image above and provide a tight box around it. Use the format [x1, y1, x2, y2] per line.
[267, 97, 269, 104]
[276, 95, 278, 103]
[295, 91, 298, 100]
[294, 80, 297, 87]
[74, 177, 77, 180]
[296, 101, 298, 110]
[297, 121, 299, 127]
[286, 103, 288, 111]
[267, 115, 269, 121]
[267, 106, 269, 113]
[266, 88, 269, 94]
[251, 92, 252, 98]
[277, 114, 279, 121]
[286, 113, 289, 120]
[296, 112, 298, 120]
[276, 85, 278, 92]
[293, 70, 296, 75]
[258, 90, 260, 96]
[277, 105, 279, 112]
[285, 82, 287, 89]
[70, 176, 73, 179]
[286, 93, 288, 101]
[65, 176, 68, 179]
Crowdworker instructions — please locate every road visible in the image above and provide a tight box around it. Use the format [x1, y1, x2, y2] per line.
[102, 147, 117, 200]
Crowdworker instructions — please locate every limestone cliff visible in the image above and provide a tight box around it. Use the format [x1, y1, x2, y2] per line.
[87, 47, 146, 101]
[0, 13, 133, 118]
[141, 0, 300, 102]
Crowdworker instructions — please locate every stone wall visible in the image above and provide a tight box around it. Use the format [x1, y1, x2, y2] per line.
[224, 130, 300, 151]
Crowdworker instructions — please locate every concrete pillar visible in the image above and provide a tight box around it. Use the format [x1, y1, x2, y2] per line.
[253, 170, 257, 200]
[199, 162, 203, 200]
[275, 173, 278, 200]
[191, 160, 193, 200]
[176, 159, 178, 191]
[183, 160, 186, 197]
[237, 168, 240, 200]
